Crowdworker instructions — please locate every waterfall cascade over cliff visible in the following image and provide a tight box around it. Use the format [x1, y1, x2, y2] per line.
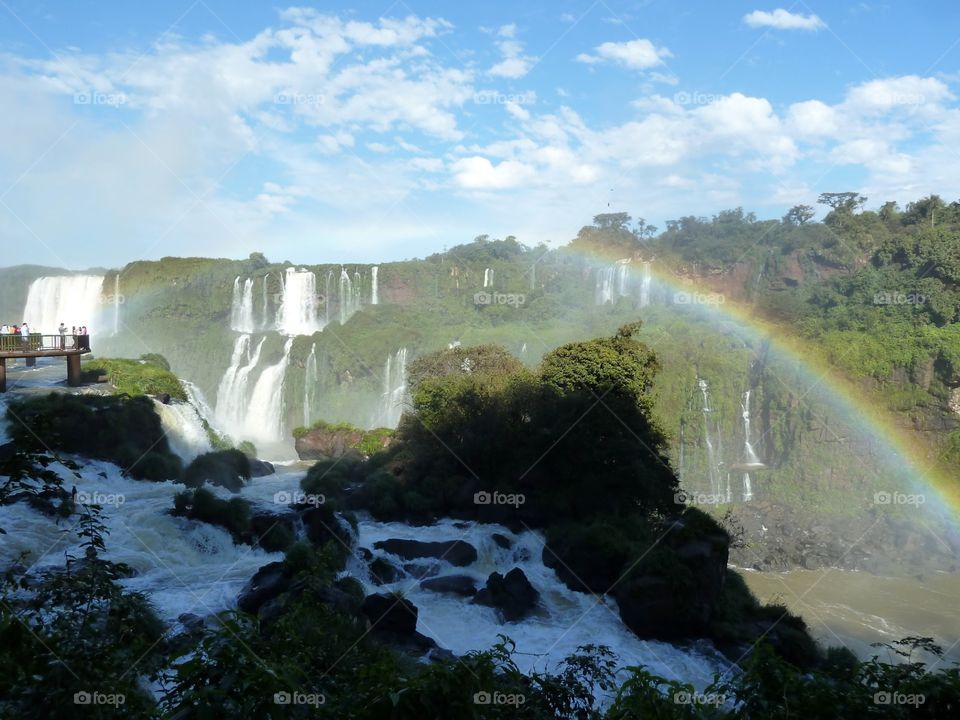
[243, 338, 293, 443]
[370, 266, 379, 305]
[230, 277, 256, 333]
[373, 347, 408, 428]
[22, 275, 105, 334]
[277, 268, 322, 336]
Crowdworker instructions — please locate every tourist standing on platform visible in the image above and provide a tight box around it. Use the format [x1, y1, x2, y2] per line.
[58, 322, 67, 349]
[20, 322, 30, 348]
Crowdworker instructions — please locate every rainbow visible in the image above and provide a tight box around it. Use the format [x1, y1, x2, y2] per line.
[564, 248, 960, 526]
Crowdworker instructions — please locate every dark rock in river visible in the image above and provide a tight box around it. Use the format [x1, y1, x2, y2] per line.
[373, 538, 478, 566]
[473, 567, 539, 621]
[421, 574, 478, 597]
[361, 593, 418, 635]
[237, 561, 291, 615]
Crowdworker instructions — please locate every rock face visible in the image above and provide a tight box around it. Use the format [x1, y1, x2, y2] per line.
[295, 425, 366, 461]
[237, 561, 290, 615]
[473, 568, 539, 621]
[361, 593, 418, 635]
[247, 457, 275, 477]
[373, 539, 478, 567]
[613, 531, 729, 641]
[421, 575, 478, 597]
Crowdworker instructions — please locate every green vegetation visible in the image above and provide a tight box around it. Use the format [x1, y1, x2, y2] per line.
[81, 354, 187, 400]
[293, 419, 395, 456]
[5, 393, 182, 481]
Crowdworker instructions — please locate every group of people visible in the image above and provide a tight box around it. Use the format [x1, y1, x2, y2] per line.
[0, 322, 90, 351]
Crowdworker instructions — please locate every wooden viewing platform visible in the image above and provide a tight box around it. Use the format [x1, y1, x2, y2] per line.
[0, 334, 91, 392]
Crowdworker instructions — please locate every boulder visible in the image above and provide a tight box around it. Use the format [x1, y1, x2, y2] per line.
[237, 561, 290, 615]
[491, 533, 513, 550]
[361, 593, 418, 635]
[247, 457, 275, 477]
[373, 539, 477, 567]
[369, 557, 404, 585]
[295, 425, 366, 461]
[249, 508, 297, 552]
[421, 575, 478, 597]
[302, 506, 352, 548]
[403, 561, 443, 580]
[473, 568, 539, 621]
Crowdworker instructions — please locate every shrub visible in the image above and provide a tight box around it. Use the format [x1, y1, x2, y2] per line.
[182, 449, 251, 492]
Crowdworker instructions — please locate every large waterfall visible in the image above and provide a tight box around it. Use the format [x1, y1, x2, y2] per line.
[243, 338, 293, 443]
[483, 268, 494, 288]
[215, 335, 266, 438]
[373, 347, 408, 428]
[371, 266, 379, 305]
[339, 267, 361, 324]
[739, 389, 763, 501]
[304, 343, 318, 427]
[112, 275, 121, 335]
[260, 273, 271, 330]
[639, 261, 652, 308]
[22, 275, 105, 335]
[615, 260, 629, 297]
[230, 277, 256, 333]
[595, 267, 615, 305]
[698, 378, 723, 496]
[154, 396, 213, 462]
[277, 268, 322, 336]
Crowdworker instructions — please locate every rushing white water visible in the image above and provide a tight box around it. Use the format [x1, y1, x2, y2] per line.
[639, 261, 652, 308]
[230, 277, 256, 333]
[615, 260, 630, 297]
[22, 275, 105, 335]
[304, 343, 318, 427]
[112, 274, 121, 335]
[354, 518, 724, 688]
[277, 268, 321, 336]
[324, 270, 333, 325]
[483, 268, 494, 288]
[243, 338, 293, 443]
[155, 397, 213, 463]
[739, 390, 762, 501]
[260, 274, 271, 330]
[373, 348, 407, 428]
[215, 335, 266, 438]
[0, 459, 282, 622]
[371, 266, 379, 305]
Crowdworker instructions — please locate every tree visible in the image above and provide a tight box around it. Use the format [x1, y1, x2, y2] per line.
[817, 192, 867, 213]
[784, 204, 816, 226]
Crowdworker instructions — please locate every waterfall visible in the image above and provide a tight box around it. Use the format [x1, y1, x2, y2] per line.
[740, 389, 763, 501]
[615, 260, 630, 297]
[304, 343, 317, 427]
[371, 266, 379, 305]
[22, 275, 105, 335]
[277, 268, 321, 336]
[483, 268, 494, 288]
[639, 261, 652, 308]
[595, 267, 614, 305]
[215, 335, 266, 438]
[155, 396, 213, 463]
[339, 267, 360, 324]
[354, 271, 363, 313]
[374, 348, 408, 428]
[112, 275, 120, 335]
[530, 263, 536, 291]
[698, 378, 722, 496]
[260, 274, 271, 330]
[321, 270, 330, 325]
[230, 277, 256, 333]
[243, 339, 293, 443]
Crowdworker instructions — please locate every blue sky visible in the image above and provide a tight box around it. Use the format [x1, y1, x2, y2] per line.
[1, 1, 960, 268]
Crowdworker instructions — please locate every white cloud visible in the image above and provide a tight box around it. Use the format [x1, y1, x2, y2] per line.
[743, 9, 826, 31]
[576, 39, 672, 71]
[451, 156, 536, 189]
[489, 36, 537, 79]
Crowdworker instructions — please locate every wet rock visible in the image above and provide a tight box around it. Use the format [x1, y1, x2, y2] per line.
[491, 533, 513, 549]
[247, 457, 275, 477]
[369, 557, 404, 585]
[403, 561, 443, 580]
[473, 568, 539, 621]
[373, 538, 477, 567]
[237, 561, 290, 615]
[420, 575, 478, 597]
[361, 593, 418, 635]
[295, 425, 365, 461]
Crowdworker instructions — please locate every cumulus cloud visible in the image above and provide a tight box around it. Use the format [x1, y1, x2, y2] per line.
[451, 156, 536, 189]
[489, 30, 537, 79]
[743, 8, 826, 31]
[576, 39, 672, 70]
